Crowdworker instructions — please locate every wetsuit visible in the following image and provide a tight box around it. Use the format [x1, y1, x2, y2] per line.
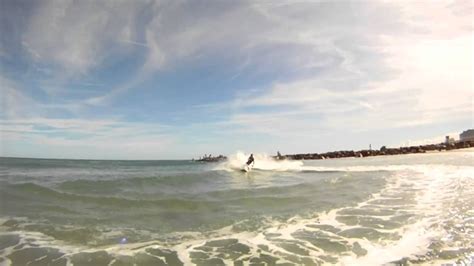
[246, 155, 254, 165]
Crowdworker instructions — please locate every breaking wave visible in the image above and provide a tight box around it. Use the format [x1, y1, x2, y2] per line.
[215, 152, 304, 172]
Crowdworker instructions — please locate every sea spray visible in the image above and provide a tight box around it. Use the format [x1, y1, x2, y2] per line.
[216, 151, 303, 171]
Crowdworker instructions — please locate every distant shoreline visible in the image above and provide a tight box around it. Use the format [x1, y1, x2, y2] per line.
[192, 141, 474, 163]
[278, 141, 474, 161]
[424, 147, 474, 153]
[2, 142, 472, 162]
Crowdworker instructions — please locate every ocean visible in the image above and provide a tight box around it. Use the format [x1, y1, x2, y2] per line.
[0, 150, 472, 265]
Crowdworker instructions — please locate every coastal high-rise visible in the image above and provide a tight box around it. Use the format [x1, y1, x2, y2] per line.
[460, 129, 474, 142]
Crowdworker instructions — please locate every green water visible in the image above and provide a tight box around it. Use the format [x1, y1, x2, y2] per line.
[0, 150, 472, 265]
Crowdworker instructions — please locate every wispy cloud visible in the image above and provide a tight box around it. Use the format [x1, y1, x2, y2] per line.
[1, 75, 44, 119]
[400, 131, 460, 147]
[120, 39, 149, 48]
[21, 0, 150, 76]
[1, 117, 175, 159]
[1, 0, 472, 158]
[200, 1, 472, 140]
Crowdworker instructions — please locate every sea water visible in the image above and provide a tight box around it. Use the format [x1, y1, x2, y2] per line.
[0, 150, 472, 265]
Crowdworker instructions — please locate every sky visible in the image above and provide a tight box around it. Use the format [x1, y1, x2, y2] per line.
[0, 0, 472, 160]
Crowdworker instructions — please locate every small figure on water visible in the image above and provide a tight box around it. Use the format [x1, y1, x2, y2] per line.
[246, 153, 255, 166]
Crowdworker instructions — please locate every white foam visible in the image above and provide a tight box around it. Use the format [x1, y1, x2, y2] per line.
[215, 151, 303, 172]
[338, 164, 474, 265]
[216, 152, 474, 175]
[2, 153, 472, 265]
[204, 162, 471, 265]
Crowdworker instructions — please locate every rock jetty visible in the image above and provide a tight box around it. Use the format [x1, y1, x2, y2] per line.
[277, 140, 474, 161]
[194, 154, 227, 162]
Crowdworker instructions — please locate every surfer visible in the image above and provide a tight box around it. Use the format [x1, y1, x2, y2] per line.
[246, 154, 255, 166]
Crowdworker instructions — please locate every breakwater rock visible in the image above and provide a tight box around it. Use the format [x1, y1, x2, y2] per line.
[279, 140, 473, 161]
[194, 155, 227, 162]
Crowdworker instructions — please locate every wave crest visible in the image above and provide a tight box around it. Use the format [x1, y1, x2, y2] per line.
[215, 152, 303, 172]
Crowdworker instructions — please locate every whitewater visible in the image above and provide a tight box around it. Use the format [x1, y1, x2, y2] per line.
[0, 149, 472, 265]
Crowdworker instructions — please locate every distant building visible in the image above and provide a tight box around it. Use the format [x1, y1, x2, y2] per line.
[460, 129, 474, 142]
[445, 136, 455, 144]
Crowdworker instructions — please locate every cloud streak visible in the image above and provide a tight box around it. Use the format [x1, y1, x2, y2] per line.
[1, 117, 176, 159]
[0, 0, 472, 158]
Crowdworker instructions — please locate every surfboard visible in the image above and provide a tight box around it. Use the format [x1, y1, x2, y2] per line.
[242, 164, 253, 172]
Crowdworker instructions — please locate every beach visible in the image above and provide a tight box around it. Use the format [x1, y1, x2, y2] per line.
[0, 149, 473, 265]
[1, 0, 472, 264]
